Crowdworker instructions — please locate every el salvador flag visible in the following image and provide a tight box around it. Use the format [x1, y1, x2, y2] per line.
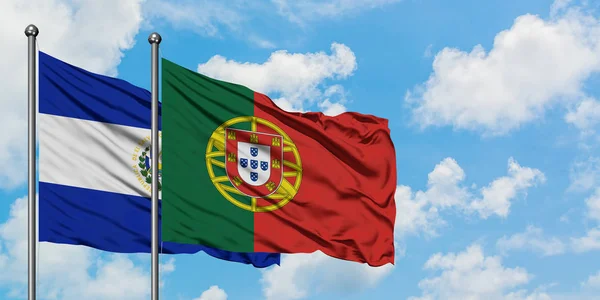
[38, 51, 280, 268]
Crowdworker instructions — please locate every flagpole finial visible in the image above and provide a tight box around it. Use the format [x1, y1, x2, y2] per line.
[24, 24, 39, 37]
[148, 32, 162, 44]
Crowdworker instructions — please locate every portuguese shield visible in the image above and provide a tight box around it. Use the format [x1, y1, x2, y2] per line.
[225, 128, 283, 197]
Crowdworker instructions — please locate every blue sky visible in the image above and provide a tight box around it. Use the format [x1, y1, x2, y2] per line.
[1, 0, 600, 299]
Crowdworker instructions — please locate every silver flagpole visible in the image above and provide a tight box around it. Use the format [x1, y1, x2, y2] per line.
[25, 24, 39, 300]
[148, 32, 162, 300]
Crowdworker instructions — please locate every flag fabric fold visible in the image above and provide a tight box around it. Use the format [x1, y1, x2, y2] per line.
[38, 51, 280, 268]
[161, 58, 397, 267]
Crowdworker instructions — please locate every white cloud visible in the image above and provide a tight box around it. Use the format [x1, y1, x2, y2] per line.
[409, 244, 538, 300]
[570, 189, 600, 253]
[160, 257, 176, 273]
[565, 97, 600, 136]
[420, 157, 470, 209]
[550, 0, 574, 17]
[496, 225, 566, 256]
[581, 270, 600, 289]
[318, 99, 347, 116]
[0, 0, 145, 188]
[396, 157, 545, 238]
[585, 188, 600, 222]
[194, 285, 228, 300]
[492, 185, 600, 256]
[423, 44, 434, 58]
[571, 228, 600, 253]
[406, 4, 600, 136]
[394, 185, 445, 238]
[394, 158, 467, 238]
[569, 156, 600, 192]
[468, 158, 546, 219]
[143, 0, 399, 47]
[260, 251, 393, 300]
[272, 0, 401, 25]
[247, 35, 277, 49]
[317, 85, 348, 116]
[142, 0, 279, 49]
[197, 42, 356, 113]
[143, 0, 243, 37]
[504, 290, 552, 300]
[77, 255, 149, 300]
[0, 196, 173, 299]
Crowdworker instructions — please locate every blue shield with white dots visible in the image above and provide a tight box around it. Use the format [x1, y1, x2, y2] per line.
[240, 158, 248, 168]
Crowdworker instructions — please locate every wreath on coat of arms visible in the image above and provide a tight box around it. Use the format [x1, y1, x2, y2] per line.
[137, 146, 162, 191]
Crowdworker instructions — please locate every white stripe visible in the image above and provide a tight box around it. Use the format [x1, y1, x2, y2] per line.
[39, 114, 161, 198]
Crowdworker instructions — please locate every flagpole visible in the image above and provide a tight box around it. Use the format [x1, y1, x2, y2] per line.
[148, 32, 162, 300]
[25, 24, 39, 300]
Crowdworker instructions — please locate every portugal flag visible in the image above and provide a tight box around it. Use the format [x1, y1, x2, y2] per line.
[161, 58, 397, 266]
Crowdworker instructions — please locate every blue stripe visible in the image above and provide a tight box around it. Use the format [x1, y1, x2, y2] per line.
[39, 51, 161, 130]
[39, 182, 280, 268]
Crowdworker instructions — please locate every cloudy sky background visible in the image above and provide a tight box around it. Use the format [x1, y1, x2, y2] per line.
[1, 0, 600, 299]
